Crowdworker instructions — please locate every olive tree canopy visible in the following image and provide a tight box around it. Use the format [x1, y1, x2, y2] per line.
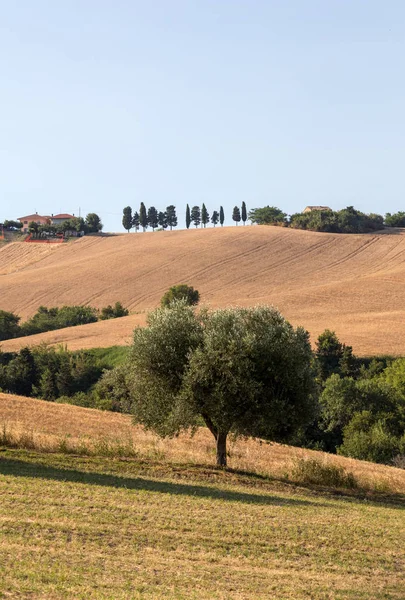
[127, 303, 315, 466]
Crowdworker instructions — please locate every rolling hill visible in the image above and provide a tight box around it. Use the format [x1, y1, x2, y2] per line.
[2, 226, 405, 355]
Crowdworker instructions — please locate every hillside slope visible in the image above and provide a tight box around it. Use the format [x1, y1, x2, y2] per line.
[2, 226, 405, 354]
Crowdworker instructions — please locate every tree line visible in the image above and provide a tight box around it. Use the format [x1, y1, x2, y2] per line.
[122, 202, 248, 232]
[249, 205, 405, 234]
[0, 302, 128, 342]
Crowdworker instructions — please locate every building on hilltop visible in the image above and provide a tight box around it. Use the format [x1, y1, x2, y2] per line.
[302, 206, 332, 213]
[17, 212, 75, 232]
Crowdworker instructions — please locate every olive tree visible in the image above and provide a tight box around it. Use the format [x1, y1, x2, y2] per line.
[127, 303, 315, 466]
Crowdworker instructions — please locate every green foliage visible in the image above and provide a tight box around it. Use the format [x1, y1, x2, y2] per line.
[290, 206, 383, 233]
[93, 364, 133, 412]
[220, 206, 224, 226]
[147, 206, 159, 231]
[384, 212, 405, 227]
[160, 285, 200, 308]
[85, 213, 103, 233]
[211, 210, 219, 226]
[166, 205, 177, 230]
[3, 220, 23, 230]
[191, 206, 201, 228]
[315, 330, 356, 381]
[201, 203, 209, 228]
[241, 201, 247, 225]
[0, 310, 21, 341]
[132, 210, 140, 231]
[232, 206, 241, 225]
[125, 304, 315, 466]
[99, 302, 129, 320]
[185, 204, 191, 229]
[158, 211, 168, 229]
[139, 202, 148, 231]
[122, 206, 133, 232]
[0, 345, 107, 401]
[339, 412, 402, 464]
[248, 206, 287, 225]
[20, 305, 98, 336]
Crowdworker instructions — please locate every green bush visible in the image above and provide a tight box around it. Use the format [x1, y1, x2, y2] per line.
[338, 412, 402, 464]
[99, 302, 129, 320]
[0, 310, 21, 341]
[160, 285, 200, 308]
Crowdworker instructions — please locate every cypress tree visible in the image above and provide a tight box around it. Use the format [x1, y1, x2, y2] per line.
[186, 204, 191, 229]
[191, 206, 201, 228]
[241, 201, 247, 225]
[211, 211, 219, 227]
[148, 206, 159, 231]
[122, 206, 133, 232]
[132, 211, 140, 232]
[139, 203, 148, 231]
[201, 203, 209, 228]
[220, 206, 225, 227]
[232, 206, 241, 225]
[166, 205, 177, 230]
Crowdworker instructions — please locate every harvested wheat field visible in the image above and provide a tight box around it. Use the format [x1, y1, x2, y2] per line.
[1, 393, 404, 599]
[2, 392, 405, 494]
[2, 226, 405, 354]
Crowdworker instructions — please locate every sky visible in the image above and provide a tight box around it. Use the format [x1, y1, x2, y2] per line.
[1, 1, 405, 232]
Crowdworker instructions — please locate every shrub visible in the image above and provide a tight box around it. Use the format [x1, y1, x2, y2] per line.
[99, 302, 129, 320]
[160, 284, 200, 308]
[291, 458, 358, 489]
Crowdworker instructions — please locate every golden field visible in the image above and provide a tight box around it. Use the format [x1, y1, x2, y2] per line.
[2, 226, 405, 354]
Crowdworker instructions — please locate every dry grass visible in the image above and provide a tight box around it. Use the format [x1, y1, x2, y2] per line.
[2, 226, 405, 355]
[1, 393, 404, 495]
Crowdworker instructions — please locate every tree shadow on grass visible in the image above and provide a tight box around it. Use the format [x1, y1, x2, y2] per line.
[0, 456, 316, 507]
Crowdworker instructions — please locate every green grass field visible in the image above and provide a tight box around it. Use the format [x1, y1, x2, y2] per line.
[1, 449, 404, 599]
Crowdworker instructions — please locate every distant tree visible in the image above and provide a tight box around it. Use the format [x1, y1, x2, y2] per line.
[232, 206, 241, 225]
[99, 302, 129, 320]
[249, 206, 287, 225]
[139, 203, 148, 231]
[201, 203, 209, 228]
[0, 310, 21, 341]
[166, 205, 177, 230]
[211, 210, 219, 227]
[85, 213, 103, 233]
[185, 204, 191, 230]
[158, 211, 168, 229]
[3, 220, 23, 230]
[122, 206, 133, 233]
[147, 206, 159, 231]
[161, 284, 200, 308]
[219, 206, 225, 227]
[191, 206, 201, 228]
[315, 330, 356, 382]
[241, 201, 247, 225]
[132, 211, 140, 232]
[126, 304, 315, 466]
[28, 221, 39, 236]
[384, 212, 405, 227]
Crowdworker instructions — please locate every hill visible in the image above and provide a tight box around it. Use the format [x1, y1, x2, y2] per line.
[1, 393, 404, 598]
[2, 226, 405, 354]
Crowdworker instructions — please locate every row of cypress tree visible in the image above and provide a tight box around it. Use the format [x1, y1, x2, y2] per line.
[122, 202, 248, 232]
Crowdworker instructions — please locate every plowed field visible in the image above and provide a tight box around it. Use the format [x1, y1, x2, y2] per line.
[2, 226, 405, 355]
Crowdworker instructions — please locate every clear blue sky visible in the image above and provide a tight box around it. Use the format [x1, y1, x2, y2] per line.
[1, 1, 404, 231]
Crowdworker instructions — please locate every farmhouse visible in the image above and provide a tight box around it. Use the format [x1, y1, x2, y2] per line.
[303, 206, 332, 213]
[18, 213, 75, 232]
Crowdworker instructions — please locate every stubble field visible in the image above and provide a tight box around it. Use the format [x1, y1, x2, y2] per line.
[2, 226, 405, 355]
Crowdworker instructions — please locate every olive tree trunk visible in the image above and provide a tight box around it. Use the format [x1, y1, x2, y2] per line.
[216, 431, 228, 467]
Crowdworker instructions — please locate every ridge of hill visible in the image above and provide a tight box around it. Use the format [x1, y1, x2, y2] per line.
[2, 226, 405, 355]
